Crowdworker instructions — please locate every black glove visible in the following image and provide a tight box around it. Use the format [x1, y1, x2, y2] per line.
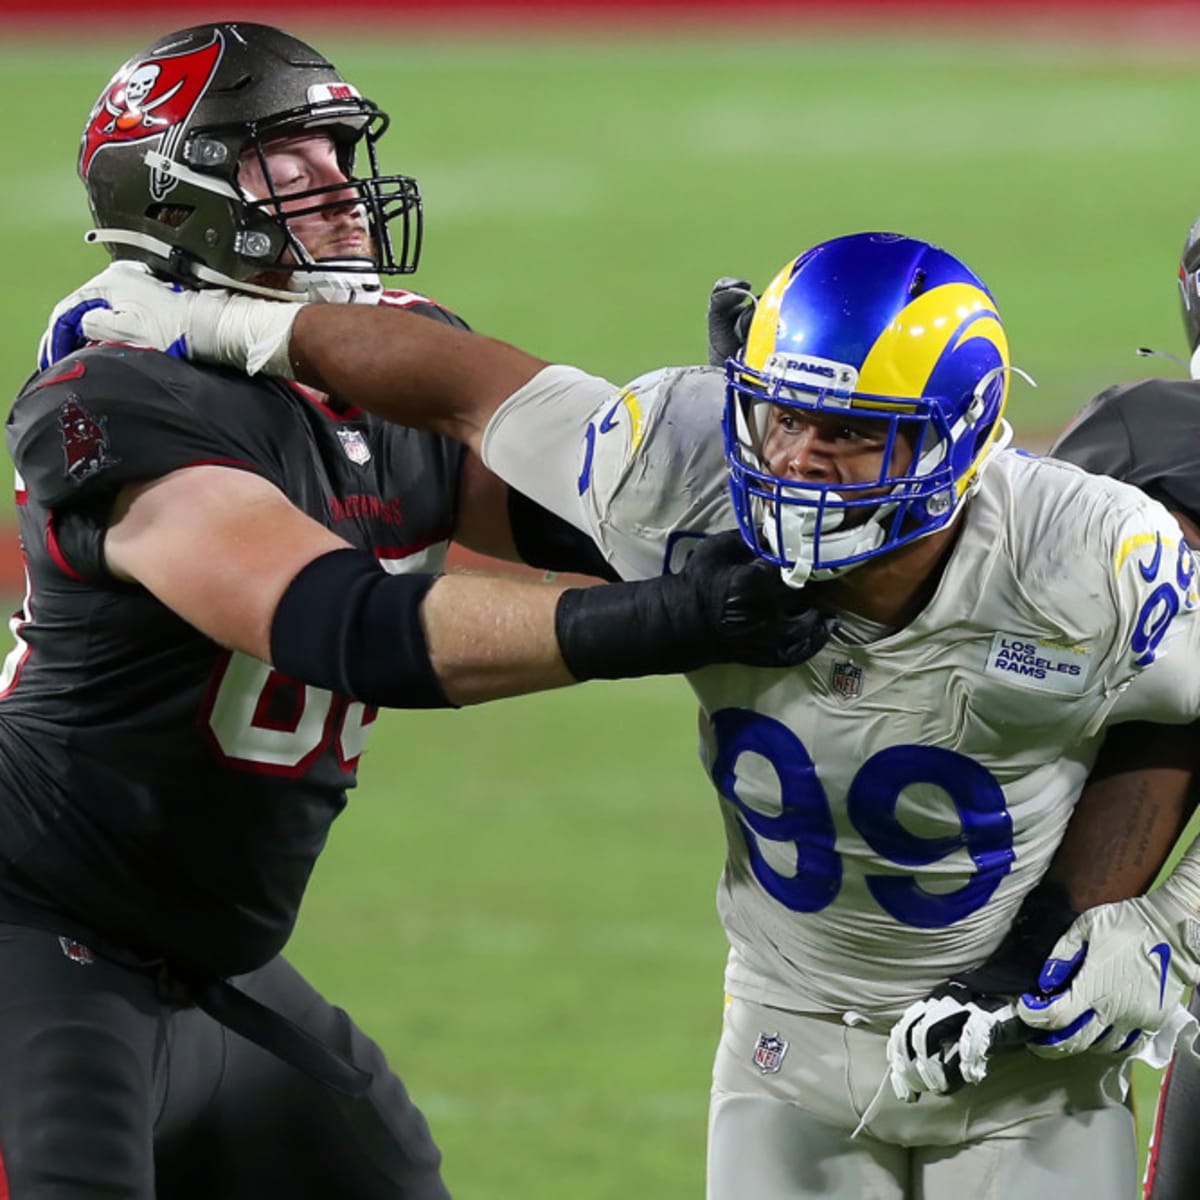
[706, 277, 757, 366]
[952, 879, 1079, 996]
[554, 530, 831, 681]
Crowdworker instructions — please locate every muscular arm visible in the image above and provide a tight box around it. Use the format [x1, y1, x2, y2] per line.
[886, 720, 1200, 1100]
[976, 720, 1200, 986]
[453, 451, 521, 561]
[104, 464, 574, 704]
[101, 462, 813, 707]
[1043, 720, 1200, 910]
[289, 305, 545, 452]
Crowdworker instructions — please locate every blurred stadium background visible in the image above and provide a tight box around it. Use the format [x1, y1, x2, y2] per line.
[2, 1, 1199, 1193]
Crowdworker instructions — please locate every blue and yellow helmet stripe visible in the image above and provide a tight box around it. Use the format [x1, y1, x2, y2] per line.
[726, 232, 1013, 578]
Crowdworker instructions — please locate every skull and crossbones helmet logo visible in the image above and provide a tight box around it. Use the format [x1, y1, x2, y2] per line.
[103, 64, 175, 133]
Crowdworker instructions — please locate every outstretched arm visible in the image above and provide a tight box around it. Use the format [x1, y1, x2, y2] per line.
[104, 465, 829, 709]
[39, 262, 547, 454]
[104, 464, 575, 705]
[287, 303, 546, 452]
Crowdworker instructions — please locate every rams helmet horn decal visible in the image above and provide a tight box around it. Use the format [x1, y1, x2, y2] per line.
[723, 232, 1014, 586]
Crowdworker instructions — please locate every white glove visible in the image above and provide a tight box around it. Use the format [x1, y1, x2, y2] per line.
[887, 982, 1026, 1101]
[1018, 884, 1200, 1058]
[38, 261, 303, 378]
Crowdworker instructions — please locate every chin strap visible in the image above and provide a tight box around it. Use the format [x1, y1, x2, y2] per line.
[761, 496, 881, 590]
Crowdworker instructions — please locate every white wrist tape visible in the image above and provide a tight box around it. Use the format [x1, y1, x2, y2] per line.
[190, 290, 304, 379]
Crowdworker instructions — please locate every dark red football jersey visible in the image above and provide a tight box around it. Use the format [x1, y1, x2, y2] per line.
[0, 297, 466, 977]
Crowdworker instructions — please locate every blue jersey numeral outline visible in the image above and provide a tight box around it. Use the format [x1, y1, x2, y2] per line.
[709, 708, 1014, 928]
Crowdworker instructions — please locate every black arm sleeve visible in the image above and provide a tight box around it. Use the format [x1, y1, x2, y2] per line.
[270, 548, 453, 709]
[508, 489, 619, 581]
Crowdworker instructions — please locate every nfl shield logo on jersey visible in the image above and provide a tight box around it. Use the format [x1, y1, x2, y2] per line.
[831, 660, 863, 699]
[752, 1032, 788, 1075]
[336, 428, 372, 466]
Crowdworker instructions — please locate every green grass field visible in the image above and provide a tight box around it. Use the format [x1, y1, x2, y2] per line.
[1, 22, 1197, 1195]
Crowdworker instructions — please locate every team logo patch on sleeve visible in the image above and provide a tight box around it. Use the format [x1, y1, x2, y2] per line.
[59, 397, 120, 485]
[752, 1032, 788, 1074]
[984, 633, 1090, 694]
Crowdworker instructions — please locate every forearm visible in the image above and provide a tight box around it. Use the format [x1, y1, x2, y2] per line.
[420, 573, 575, 705]
[289, 305, 547, 451]
[943, 721, 1200, 999]
[1044, 721, 1200, 910]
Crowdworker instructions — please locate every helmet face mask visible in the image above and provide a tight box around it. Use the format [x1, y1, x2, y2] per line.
[722, 232, 1012, 586]
[78, 23, 422, 299]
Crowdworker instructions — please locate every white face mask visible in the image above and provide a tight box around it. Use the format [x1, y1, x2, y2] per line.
[756, 418, 1014, 589]
[759, 494, 887, 589]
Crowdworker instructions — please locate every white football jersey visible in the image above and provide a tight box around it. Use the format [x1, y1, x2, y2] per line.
[483, 364, 1200, 1021]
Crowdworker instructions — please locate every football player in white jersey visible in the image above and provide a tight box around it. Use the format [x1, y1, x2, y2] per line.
[37, 231, 1200, 1200]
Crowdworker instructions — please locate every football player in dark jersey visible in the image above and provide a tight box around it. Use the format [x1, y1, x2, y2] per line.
[1044, 221, 1200, 1200]
[4, 23, 829, 1200]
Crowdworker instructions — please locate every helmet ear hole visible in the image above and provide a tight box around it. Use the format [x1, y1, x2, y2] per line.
[146, 204, 194, 230]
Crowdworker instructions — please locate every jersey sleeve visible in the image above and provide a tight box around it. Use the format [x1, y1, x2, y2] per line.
[8, 348, 283, 511]
[481, 363, 731, 580]
[1094, 494, 1200, 724]
[378, 289, 471, 331]
[1051, 377, 1200, 523]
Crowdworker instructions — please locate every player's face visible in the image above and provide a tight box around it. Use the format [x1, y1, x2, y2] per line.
[238, 132, 374, 263]
[759, 405, 913, 495]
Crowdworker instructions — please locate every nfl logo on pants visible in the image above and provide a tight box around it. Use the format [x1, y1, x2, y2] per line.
[752, 1032, 788, 1075]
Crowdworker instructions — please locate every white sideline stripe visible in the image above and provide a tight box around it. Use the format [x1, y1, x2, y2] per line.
[317, 37, 1200, 73]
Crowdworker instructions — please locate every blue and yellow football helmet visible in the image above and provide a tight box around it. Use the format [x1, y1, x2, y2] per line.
[723, 232, 1014, 586]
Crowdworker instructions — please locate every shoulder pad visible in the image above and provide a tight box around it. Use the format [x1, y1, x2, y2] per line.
[1051, 376, 1200, 520]
[8, 347, 278, 509]
[379, 290, 471, 331]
